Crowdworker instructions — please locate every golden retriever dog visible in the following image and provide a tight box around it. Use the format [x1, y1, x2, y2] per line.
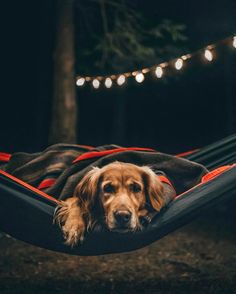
[54, 161, 174, 246]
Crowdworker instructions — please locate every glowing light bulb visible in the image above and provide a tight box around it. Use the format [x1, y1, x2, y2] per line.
[233, 36, 236, 48]
[181, 54, 191, 61]
[105, 77, 112, 88]
[155, 66, 163, 78]
[204, 49, 213, 61]
[117, 75, 126, 86]
[142, 68, 149, 74]
[92, 79, 100, 89]
[175, 58, 183, 70]
[76, 77, 85, 86]
[135, 72, 145, 83]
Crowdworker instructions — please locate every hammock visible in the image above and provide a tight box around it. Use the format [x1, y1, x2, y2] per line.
[0, 134, 236, 256]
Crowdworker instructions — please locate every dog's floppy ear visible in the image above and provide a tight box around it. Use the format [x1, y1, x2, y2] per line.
[74, 167, 102, 226]
[74, 167, 101, 205]
[140, 166, 164, 212]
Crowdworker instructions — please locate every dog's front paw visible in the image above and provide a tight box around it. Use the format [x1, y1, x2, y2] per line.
[62, 219, 85, 247]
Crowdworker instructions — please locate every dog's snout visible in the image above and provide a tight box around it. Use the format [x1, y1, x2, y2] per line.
[114, 210, 131, 225]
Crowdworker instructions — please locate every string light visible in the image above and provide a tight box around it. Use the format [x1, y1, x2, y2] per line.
[181, 54, 191, 61]
[135, 72, 145, 83]
[117, 75, 126, 86]
[76, 77, 85, 86]
[233, 36, 236, 48]
[204, 49, 213, 61]
[105, 77, 112, 88]
[175, 58, 183, 70]
[92, 79, 100, 89]
[142, 68, 150, 74]
[75, 36, 235, 89]
[155, 66, 163, 78]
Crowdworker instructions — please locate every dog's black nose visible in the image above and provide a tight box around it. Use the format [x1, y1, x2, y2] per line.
[114, 211, 131, 225]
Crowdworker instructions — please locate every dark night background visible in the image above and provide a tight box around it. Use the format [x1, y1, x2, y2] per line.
[1, 0, 236, 154]
[0, 1, 236, 293]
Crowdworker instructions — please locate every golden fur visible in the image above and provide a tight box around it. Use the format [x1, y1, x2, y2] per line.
[54, 162, 166, 246]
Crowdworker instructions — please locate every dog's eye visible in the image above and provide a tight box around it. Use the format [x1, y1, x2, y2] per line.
[103, 183, 115, 193]
[130, 183, 142, 193]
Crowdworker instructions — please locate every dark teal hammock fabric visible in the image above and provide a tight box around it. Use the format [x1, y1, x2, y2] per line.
[0, 134, 236, 256]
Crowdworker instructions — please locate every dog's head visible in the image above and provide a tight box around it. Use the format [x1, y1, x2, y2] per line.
[74, 162, 164, 232]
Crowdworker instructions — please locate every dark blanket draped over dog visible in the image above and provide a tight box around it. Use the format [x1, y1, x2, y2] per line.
[0, 144, 208, 200]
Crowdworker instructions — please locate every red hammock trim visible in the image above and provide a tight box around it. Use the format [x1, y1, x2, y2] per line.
[73, 147, 156, 163]
[159, 175, 176, 196]
[175, 164, 236, 199]
[176, 149, 199, 157]
[38, 178, 56, 190]
[201, 164, 236, 183]
[0, 170, 59, 204]
[0, 152, 12, 162]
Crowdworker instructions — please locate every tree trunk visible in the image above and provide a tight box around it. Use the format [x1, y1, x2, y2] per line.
[49, 0, 77, 144]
